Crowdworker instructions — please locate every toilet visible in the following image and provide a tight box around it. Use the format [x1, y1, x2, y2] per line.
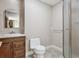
[30, 38, 46, 58]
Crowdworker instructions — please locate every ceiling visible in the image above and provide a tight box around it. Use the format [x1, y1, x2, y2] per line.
[39, 0, 62, 6]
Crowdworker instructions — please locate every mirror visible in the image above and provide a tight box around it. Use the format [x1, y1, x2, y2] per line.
[4, 10, 19, 28]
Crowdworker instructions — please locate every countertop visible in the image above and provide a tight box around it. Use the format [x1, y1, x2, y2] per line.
[0, 34, 26, 38]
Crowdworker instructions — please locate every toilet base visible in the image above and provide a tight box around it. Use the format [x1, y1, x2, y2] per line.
[33, 52, 45, 58]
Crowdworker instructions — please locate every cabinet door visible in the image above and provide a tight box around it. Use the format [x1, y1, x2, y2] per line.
[13, 49, 25, 58]
[13, 40, 25, 49]
[13, 38, 25, 58]
[0, 42, 12, 58]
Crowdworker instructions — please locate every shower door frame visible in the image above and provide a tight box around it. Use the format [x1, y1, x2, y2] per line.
[63, 0, 72, 58]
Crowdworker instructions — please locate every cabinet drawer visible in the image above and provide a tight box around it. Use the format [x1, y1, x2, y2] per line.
[13, 40, 25, 48]
[13, 49, 25, 58]
[1, 42, 10, 48]
[14, 37, 25, 41]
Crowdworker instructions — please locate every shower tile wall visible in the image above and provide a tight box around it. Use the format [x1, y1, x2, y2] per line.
[51, 2, 63, 49]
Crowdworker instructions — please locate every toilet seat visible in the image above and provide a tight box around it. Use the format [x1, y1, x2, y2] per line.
[34, 45, 46, 51]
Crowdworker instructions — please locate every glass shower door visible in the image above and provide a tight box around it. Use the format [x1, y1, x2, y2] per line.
[71, 0, 79, 58]
[64, 0, 79, 58]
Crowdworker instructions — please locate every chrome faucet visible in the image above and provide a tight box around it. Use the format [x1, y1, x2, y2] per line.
[10, 31, 15, 34]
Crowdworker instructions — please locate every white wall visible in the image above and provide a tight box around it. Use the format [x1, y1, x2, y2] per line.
[25, 0, 52, 46]
[0, 0, 20, 34]
[51, 2, 63, 48]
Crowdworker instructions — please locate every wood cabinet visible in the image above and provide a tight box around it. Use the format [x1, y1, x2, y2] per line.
[0, 36, 25, 58]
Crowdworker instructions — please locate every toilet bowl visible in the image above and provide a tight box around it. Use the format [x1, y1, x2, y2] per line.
[30, 38, 46, 58]
[34, 45, 46, 58]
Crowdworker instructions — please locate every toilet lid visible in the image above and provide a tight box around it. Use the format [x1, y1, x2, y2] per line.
[35, 45, 46, 50]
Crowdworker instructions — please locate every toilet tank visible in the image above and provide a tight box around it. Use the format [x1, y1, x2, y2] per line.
[30, 38, 41, 49]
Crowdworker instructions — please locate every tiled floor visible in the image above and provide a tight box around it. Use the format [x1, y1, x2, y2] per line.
[45, 47, 63, 58]
[27, 47, 63, 58]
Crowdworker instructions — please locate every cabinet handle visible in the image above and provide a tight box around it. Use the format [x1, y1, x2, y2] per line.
[0, 41, 2, 47]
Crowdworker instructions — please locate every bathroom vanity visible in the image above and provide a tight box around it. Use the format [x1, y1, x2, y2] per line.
[0, 34, 26, 58]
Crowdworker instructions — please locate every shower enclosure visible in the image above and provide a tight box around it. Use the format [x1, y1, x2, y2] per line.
[25, 0, 63, 58]
[64, 0, 79, 58]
